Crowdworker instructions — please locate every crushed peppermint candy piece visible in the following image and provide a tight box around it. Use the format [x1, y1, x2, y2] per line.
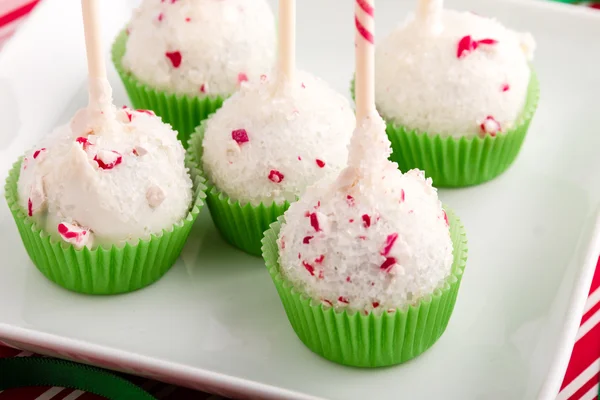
[231, 129, 249, 145]
[315, 255, 325, 264]
[362, 214, 371, 228]
[380, 257, 397, 273]
[322, 299, 333, 307]
[237, 73, 249, 84]
[400, 189, 405, 203]
[200, 83, 208, 93]
[457, 35, 498, 58]
[501, 83, 510, 92]
[94, 150, 123, 170]
[443, 210, 449, 226]
[303, 236, 314, 244]
[165, 51, 182, 68]
[480, 116, 501, 136]
[338, 296, 349, 304]
[33, 148, 47, 160]
[146, 185, 165, 209]
[315, 159, 325, 168]
[372, 302, 380, 308]
[381, 233, 398, 256]
[76, 137, 91, 149]
[302, 261, 315, 276]
[136, 109, 155, 116]
[57, 222, 93, 249]
[346, 195, 355, 207]
[268, 170, 284, 183]
[309, 212, 321, 232]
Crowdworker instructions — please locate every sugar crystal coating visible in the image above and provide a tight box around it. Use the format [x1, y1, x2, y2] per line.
[123, 0, 276, 96]
[375, 10, 534, 137]
[277, 116, 453, 313]
[202, 71, 355, 205]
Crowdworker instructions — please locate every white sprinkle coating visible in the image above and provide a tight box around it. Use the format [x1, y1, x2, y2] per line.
[202, 71, 356, 206]
[277, 116, 453, 314]
[123, 0, 276, 96]
[375, 10, 535, 138]
[18, 106, 193, 249]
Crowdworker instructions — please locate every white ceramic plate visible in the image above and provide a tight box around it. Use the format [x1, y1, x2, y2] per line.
[1, 0, 599, 399]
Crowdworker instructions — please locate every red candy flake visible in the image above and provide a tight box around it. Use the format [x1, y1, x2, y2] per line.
[136, 109, 155, 116]
[157, 13, 164, 22]
[372, 302, 380, 308]
[380, 257, 397, 273]
[400, 189, 405, 203]
[443, 210, 449, 226]
[94, 150, 123, 170]
[33, 148, 46, 159]
[237, 73, 249, 84]
[322, 299, 333, 307]
[457, 35, 498, 59]
[260, 74, 267, 82]
[165, 51, 182, 68]
[346, 276, 351, 282]
[309, 212, 321, 232]
[185, 17, 191, 22]
[303, 236, 314, 244]
[301, 82, 306, 89]
[316, 159, 325, 168]
[501, 83, 510, 92]
[297, 156, 302, 161]
[318, 270, 324, 279]
[58, 223, 78, 239]
[231, 129, 249, 145]
[200, 84, 207, 93]
[268, 170, 284, 183]
[280, 236, 286, 249]
[27, 198, 33, 217]
[346, 195, 355, 207]
[121, 105, 133, 122]
[381, 233, 399, 256]
[349, 219, 354, 223]
[362, 214, 371, 228]
[315, 255, 325, 264]
[359, 235, 367, 240]
[480, 115, 501, 137]
[338, 297, 349, 304]
[298, 253, 301, 259]
[75, 137, 91, 149]
[302, 261, 315, 276]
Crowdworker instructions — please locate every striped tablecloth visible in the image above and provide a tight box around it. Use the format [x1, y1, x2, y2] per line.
[0, 1, 599, 399]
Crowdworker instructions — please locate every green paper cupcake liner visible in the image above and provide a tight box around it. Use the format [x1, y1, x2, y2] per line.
[4, 157, 207, 295]
[112, 30, 225, 148]
[351, 71, 540, 187]
[187, 122, 291, 257]
[262, 209, 468, 367]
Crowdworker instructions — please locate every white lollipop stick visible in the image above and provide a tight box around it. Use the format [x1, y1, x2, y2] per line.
[416, 0, 443, 34]
[354, 0, 375, 122]
[81, 0, 112, 115]
[277, 0, 296, 85]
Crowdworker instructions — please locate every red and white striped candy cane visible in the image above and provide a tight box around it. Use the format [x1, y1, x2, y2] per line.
[354, 0, 375, 122]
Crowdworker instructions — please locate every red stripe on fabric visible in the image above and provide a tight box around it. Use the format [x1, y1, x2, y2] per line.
[355, 16, 373, 44]
[0, 346, 20, 358]
[0, 0, 39, 29]
[581, 298, 600, 326]
[53, 388, 77, 400]
[561, 323, 600, 389]
[0, 386, 53, 399]
[356, 0, 374, 16]
[589, 258, 600, 294]
[568, 372, 599, 400]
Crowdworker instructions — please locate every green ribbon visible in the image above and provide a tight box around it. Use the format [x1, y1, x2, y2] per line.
[0, 357, 156, 399]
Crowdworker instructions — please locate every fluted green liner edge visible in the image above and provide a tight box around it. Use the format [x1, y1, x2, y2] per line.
[351, 71, 540, 187]
[4, 156, 207, 295]
[262, 210, 468, 367]
[187, 122, 290, 257]
[111, 30, 225, 148]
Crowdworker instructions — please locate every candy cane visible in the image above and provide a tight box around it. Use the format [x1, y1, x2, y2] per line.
[416, 0, 444, 34]
[354, 0, 375, 122]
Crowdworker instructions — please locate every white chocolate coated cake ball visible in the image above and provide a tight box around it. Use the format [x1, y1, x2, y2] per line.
[18, 103, 192, 249]
[201, 71, 356, 206]
[123, 0, 276, 96]
[277, 116, 453, 314]
[375, 10, 534, 138]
